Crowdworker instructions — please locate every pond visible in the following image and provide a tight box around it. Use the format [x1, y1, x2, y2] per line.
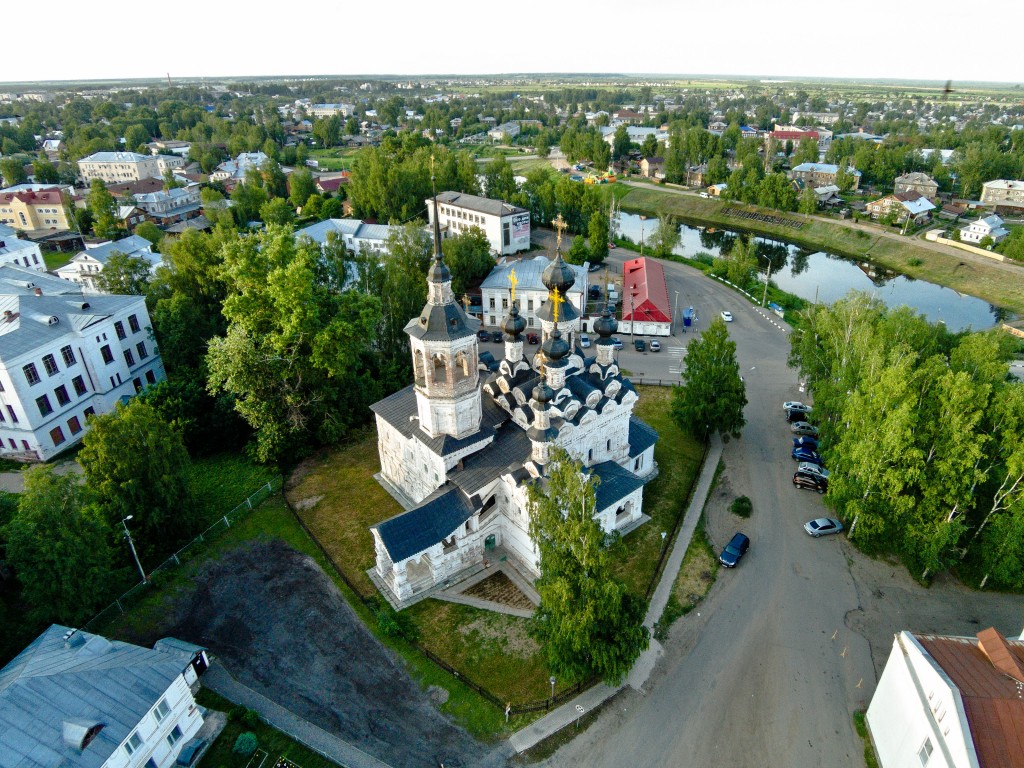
[615, 212, 1001, 333]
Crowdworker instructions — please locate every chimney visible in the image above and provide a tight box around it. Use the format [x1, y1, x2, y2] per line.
[977, 627, 1024, 683]
[34, 287, 42, 297]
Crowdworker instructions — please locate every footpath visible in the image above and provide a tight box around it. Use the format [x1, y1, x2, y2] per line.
[507, 433, 724, 754]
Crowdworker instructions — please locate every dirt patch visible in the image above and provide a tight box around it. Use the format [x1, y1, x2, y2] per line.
[158, 540, 488, 768]
[464, 572, 534, 611]
[292, 495, 323, 512]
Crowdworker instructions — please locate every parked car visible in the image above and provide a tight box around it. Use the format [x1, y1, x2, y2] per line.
[175, 738, 209, 767]
[721, 310, 734, 322]
[804, 517, 843, 537]
[610, 337, 624, 350]
[793, 471, 828, 494]
[588, 262, 602, 272]
[786, 408, 809, 423]
[792, 436, 819, 450]
[491, 330, 503, 342]
[477, 329, 490, 341]
[608, 242, 617, 249]
[796, 462, 829, 479]
[783, 401, 812, 413]
[792, 447, 824, 465]
[588, 285, 602, 298]
[649, 340, 661, 352]
[579, 333, 591, 348]
[699, 191, 710, 199]
[634, 339, 646, 351]
[719, 532, 750, 568]
[526, 332, 540, 345]
[791, 422, 819, 437]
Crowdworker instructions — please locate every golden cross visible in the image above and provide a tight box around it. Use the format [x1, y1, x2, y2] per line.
[462, 294, 470, 311]
[552, 214, 567, 252]
[509, 268, 518, 304]
[550, 286, 565, 325]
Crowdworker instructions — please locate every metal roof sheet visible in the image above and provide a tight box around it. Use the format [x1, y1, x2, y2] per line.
[373, 485, 476, 563]
[434, 191, 526, 218]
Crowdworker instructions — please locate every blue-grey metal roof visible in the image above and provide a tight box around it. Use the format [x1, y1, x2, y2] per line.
[79, 236, 155, 266]
[79, 151, 151, 163]
[295, 218, 396, 246]
[373, 485, 476, 563]
[0, 625, 192, 768]
[449, 423, 532, 496]
[0, 293, 144, 361]
[481, 256, 586, 293]
[433, 191, 526, 218]
[370, 385, 495, 457]
[792, 162, 862, 177]
[590, 461, 646, 511]
[628, 416, 659, 458]
[0, 223, 17, 238]
[0, 265, 83, 295]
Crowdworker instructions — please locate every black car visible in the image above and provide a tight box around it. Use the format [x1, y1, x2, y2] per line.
[793, 471, 828, 494]
[526, 332, 540, 345]
[719, 532, 750, 568]
[785, 408, 809, 423]
[634, 339, 646, 352]
[588, 285, 602, 299]
[477, 329, 490, 341]
[491, 330, 503, 342]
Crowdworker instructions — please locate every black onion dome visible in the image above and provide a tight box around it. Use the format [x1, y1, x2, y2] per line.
[532, 380, 553, 405]
[541, 328, 570, 361]
[541, 251, 576, 295]
[594, 303, 618, 340]
[502, 302, 526, 338]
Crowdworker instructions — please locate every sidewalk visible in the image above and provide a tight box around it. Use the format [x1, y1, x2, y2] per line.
[508, 434, 724, 754]
[204, 661, 393, 768]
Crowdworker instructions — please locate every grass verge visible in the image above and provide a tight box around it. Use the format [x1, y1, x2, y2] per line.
[653, 520, 717, 641]
[195, 689, 337, 768]
[853, 710, 881, 768]
[618, 187, 1024, 315]
[188, 452, 279, 526]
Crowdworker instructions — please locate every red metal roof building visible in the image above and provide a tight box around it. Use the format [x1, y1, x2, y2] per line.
[769, 129, 819, 142]
[622, 257, 671, 335]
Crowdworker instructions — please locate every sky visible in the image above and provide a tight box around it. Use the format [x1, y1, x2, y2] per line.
[5, 0, 1022, 85]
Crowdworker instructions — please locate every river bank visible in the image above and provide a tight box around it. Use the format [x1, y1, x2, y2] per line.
[617, 187, 1024, 316]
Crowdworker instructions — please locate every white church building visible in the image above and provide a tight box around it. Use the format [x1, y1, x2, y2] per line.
[368, 210, 658, 609]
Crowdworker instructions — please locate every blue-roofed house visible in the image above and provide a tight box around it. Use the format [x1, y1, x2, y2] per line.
[295, 218, 398, 257]
[790, 162, 861, 191]
[480, 255, 588, 332]
[368, 203, 657, 609]
[56, 236, 162, 294]
[0, 625, 208, 768]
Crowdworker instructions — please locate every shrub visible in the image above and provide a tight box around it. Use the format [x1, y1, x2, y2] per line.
[374, 603, 420, 641]
[730, 496, 752, 518]
[907, 257, 923, 267]
[240, 709, 261, 729]
[232, 732, 258, 757]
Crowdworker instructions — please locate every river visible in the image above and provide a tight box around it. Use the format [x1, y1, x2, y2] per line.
[615, 212, 1001, 332]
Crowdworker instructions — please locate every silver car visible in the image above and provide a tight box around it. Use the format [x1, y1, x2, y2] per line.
[797, 462, 829, 479]
[791, 421, 819, 437]
[804, 518, 843, 537]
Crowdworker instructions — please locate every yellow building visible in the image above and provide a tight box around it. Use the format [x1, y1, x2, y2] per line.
[0, 188, 72, 231]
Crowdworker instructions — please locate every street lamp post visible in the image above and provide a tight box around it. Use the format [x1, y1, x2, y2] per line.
[121, 515, 147, 584]
[639, 215, 647, 256]
[673, 290, 680, 334]
[549, 676, 556, 700]
[629, 292, 637, 343]
[760, 255, 773, 308]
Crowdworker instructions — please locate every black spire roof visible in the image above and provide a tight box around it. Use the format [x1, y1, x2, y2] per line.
[502, 301, 526, 339]
[594, 303, 618, 342]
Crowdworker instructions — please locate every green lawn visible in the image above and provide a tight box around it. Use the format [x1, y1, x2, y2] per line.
[188, 452, 280, 526]
[195, 689, 338, 768]
[655, 520, 717, 640]
[309, 148, 357, 172]
[43, 249, 73, 270]
[618, 187, 1024, 315]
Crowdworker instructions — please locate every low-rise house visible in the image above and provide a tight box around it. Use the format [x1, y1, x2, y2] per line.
[790, 162, 861, 191]
[480, 255, 587, 330]
[78, 152, 184, 184]
[56, 235, 161, 294]
[0, 625, 208, 768]
[960, 214, 1008, 245]
[708, 183, 728, 197]
[0, 289, 164, 459]
[621, 257, 671, 336]
[133, 186, 202, 227]
[768, 126, 832, 154]
[866, 627, 1024, 768]
[867, 191, 936, 224]
[980, 179, 1024, 213]
[296, 218, 398, 258]
[117, 205, 147, 230]
[600, 125, 669, 147]
[209, 152, 270, 184]
[427, 191, 530, 256]
[145, 139, 191, 158]
[314, 173, 349, 195]
[686, 164, 707, 187]
[488, 121, 521, 142]
[41, 138, 64, 160]
[813, 185, 843, 207]
[612, 109, 644, 125]
[0, 187, 71, 232]
[0, 223, 45, 271]
[640, 156, 664, 179]
[894, 172, 939, 199]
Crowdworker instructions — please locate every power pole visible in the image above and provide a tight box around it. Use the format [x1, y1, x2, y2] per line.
[761, 258, 773, 307]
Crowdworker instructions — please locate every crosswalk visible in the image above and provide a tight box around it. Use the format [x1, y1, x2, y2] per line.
[668, 346, 687, 374]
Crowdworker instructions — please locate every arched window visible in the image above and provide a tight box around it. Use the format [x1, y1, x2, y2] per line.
[432, 353, 447, 383]
[413, 350, 426, 385]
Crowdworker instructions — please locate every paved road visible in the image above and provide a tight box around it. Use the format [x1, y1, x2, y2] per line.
[541, 250, 874, 768]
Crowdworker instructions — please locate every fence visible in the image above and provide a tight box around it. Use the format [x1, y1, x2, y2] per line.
[82, 477, 283, 632]
[721, 206, 805, 231]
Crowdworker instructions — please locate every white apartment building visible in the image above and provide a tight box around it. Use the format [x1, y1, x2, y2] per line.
[209, 152, 269, 183]
[296, 218, 398, 256]
[0, 223, 44, 272]
[0, 291, 165, 460]
[426, 191, 530, 256]
[307, 103, 354, 118]
[78, 152, 185, 184]
[479, 256, 588, 329]
[56, 235, 161, 294]
[0, 625, 209, 768]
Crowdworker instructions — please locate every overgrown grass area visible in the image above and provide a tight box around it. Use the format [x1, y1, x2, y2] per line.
[308, 147, 358, 171]
[608, 386, 705, 596]
[507, 157, 557, 175]
[42, 249, 73, 270]
[405, 600, 551, 703]
[619, 187, 1024, 315]
[195, 689, 337, 768]
[285, 428, 401, 596]
[654, 520, 717, 640]
[853, 710, 881, 768]
[188, 452, 280, 526]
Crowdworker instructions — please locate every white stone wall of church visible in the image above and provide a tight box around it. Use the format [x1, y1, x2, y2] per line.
[601, 486, 645, 532]
[374, 417, 447, 504]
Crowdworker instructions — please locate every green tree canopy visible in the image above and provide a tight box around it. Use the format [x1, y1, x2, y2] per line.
[3, 467, 115, 625]
[441, 228, 494, 296]
[528, 448, 649, 685]
[0, 157, 27, 186]
[671, 317, 747, 439]
[88, 178, 121, 239]
[95, 253, 152, 295]
[587, 209, 609, 264]
[79, 400, 199, 559]
[288, 168, 317, 209]
[483, 155, 517, 202]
